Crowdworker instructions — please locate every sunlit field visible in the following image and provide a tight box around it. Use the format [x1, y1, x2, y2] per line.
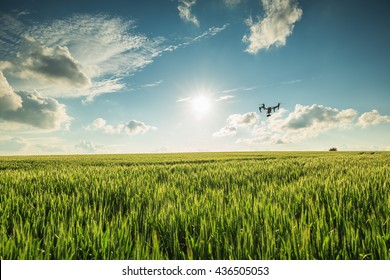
[0, 152, 389, 260]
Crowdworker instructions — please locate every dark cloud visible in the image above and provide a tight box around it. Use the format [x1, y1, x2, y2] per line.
[1, 90, 71, 129]
[12, 37, 91, 88]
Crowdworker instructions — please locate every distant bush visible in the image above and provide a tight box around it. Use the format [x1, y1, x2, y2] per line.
[329, 147, 338, 151]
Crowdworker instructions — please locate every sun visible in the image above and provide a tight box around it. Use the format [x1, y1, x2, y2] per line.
[191, 96, 211, 118]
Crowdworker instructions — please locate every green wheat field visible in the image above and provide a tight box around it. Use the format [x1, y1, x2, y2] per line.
[0, 152, 389, 260]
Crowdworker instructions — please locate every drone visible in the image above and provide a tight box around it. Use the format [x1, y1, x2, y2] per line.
[259, 103, 281, 117]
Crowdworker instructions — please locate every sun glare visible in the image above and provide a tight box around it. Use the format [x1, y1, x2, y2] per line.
[192, 96, 211, 118]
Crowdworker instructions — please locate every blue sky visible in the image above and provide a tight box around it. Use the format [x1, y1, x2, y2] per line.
[0, 0, 389, 154]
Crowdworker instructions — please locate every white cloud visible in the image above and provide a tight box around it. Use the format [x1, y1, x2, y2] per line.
[165, 23, 229, 53]
[357, 110, 390, 128]
[242, 0, 303, 54]
[213, 112, 258, 138]
[223, 0, 242, 8]
[0, 71, 71, 130]
[1, 14, 165, 101]
[221, 86, 257, 94]
[242, 104, 358, 144]
[213, 126, 237, 137]
[214, 104, 367, 145]
[82, 78, 125, 104]
[215, 95, 234, 102]
[126, 120, 156, 135]
[28, 14, 163, 78]
[76, 140, 97, 153]
[1, 14, 227, 102]
[141, 80, 163, 88]
[176, 97, 192, 103]
[282, 104, 357, 131]
[0, 71, 22, 112]
[227, 112, 259, 127]
[178, 0, 200, 26]
[86, 118, 156, 136]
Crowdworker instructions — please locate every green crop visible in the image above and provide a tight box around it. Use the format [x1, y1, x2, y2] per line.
[0, 152, 389, 260]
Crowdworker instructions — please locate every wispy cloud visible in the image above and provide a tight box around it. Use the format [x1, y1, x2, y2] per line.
[83, 78, 125, 104]
[1, 14, 165, 101]
[141, 80, 163, 88]
[176, 97, 192, 103]
[215, 95, 234, 102]
[223, 0, 242, 8]
[1, 14, 228, 103]
[86, 118, 156, 136]
[0, 13, 25, 57]
[221, 86, 257, 94]
[164, 23, 229, 53]
[242, 0, 303, 54]
[282, 79, 302, 84]
[177, 0, 199, 27]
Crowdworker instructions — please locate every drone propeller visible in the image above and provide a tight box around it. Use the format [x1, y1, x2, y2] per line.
[258, 103, 265, 112]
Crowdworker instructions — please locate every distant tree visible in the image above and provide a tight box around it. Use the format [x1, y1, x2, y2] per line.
[329, 147, 338, 151]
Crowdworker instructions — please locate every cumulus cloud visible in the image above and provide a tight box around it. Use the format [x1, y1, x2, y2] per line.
[213, 112, 258, 138]
[9, 36, 91, 88]
[86, 118, 156, 136]
[357, 110, 390, 128]
[227, 112, 259, 127]
[178, 0, 200, 26]
[1, 90, 71, 130]
[282, 104, 357, 131]
[240, 104, 357, 144]
[242, 0, 303, 54]
[217, 105, 389, 146]
[0, 71, 71, 129]
[76, 140, 97, 153]
[213, 126, 237, 137]
[0, 71, 22, 112]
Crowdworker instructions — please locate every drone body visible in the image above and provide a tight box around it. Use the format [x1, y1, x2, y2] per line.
[259, 103, 281, 117]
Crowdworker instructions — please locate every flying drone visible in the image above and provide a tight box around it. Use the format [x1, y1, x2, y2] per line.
[259, 103, 281, 117]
